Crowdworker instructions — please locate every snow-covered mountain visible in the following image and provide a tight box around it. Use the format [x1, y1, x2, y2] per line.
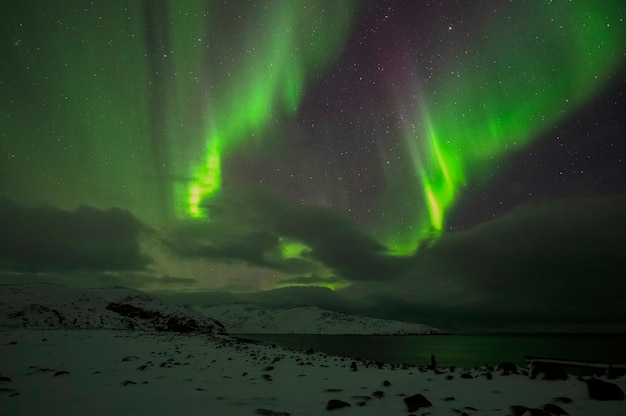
[0, 283, 226, 334]
[194, 304, 444, 335]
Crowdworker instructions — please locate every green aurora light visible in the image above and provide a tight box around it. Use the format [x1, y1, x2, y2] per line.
[184, 1, 358, 218]
[3, 1, 624, 291]
[386, 1, 626, 255]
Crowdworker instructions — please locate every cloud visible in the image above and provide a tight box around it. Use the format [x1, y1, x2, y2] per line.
[0, 270, 196, 291]
[277, 275, 347, 286]
[155, 284, 350, 311]
[0, 198, 151, 272]
[159, 192, 626, 331]
[421, 195, 626, 293]
[401, 194, 626, 328]
[166, 186, 413, 281]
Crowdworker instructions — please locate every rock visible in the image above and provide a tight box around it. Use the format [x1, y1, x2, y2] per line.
[255, 409, 291, 416]
[426, 354, 437, 370]
[53, 370, 70, 377]
[326, 399, 350, 410]
[511, 406, 552, 416]
[607, 366, 626, 379]
[0, 376, 12, 382]
[530, 363, 568, 380]
[460, 373, 473, 379]
[383, 379, 391, 387]
[496, 362, 517, 375]
[372, 390, 385, 398]
[350, 361, 358, 372]
[121, 380, 137, 386]
[584, 378, 625, 401]
[404, 393, 433, 412]
[541, 403, 568, 415]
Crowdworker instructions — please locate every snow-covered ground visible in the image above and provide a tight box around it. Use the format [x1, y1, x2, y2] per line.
[1, 329, 624, 416]
[194, 304, 444, 335]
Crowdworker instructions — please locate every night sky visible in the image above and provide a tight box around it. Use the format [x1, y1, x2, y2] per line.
[1, 0, 625, 332]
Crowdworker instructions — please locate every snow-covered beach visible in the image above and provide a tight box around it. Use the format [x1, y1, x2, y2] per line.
[1, 329, 625, 416]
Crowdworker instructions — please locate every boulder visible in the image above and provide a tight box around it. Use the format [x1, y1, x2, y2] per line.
[541, 403, 568, 415]
[584, 378, 625, 401]
[530, 363, 568, 380]
[404, 393, 433, 412]
[510, 405, 552, 416]
[326, 399, 351, 410]
[496, 362, 518, 375]
[255, 409, 291, 416]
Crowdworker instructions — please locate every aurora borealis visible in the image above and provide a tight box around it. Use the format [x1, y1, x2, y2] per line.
[1, 1, 626, 331]
[184, 1, 359, 218]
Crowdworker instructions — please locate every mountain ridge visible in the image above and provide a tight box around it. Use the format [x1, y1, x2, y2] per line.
[0, 283, 226, 334]
[194, 303, 445, 335]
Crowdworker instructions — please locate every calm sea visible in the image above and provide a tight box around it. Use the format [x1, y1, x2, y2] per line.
[237, 334, 626, 368]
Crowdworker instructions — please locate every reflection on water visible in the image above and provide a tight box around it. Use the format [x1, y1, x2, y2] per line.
[238, 334, 626, 368]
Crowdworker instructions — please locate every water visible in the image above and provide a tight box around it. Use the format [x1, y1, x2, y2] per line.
[237, 333, 626, 368]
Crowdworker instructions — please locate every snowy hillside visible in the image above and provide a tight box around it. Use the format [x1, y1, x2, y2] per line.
[194, 304, 444, 335]
[0, 284, 226, 334]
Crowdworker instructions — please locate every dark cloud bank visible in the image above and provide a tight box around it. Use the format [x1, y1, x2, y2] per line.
[162, 189, 626, 331]
[0, 197, 150, 272]
[166, 186, 414, 282]
[1, 192, 624, 332]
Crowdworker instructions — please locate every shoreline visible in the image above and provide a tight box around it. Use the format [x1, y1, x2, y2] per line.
[1, 329, 625, 415]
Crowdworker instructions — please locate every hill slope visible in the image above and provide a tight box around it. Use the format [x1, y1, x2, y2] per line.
[194, 304, 444, 335]
[0, 283, 226, 334]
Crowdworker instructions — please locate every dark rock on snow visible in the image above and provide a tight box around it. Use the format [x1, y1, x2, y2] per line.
[584, 378, 625, 401]
[496, 362, 518, 375]
[404, 393, 433, 412]
[510, 405, 552, 416]
[255, 409, 291, 416]
[530, 363, 568, 380]
[541, 403, 568, 415]
[326, 399, 351, 410]
[372, 390, 385, 398]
